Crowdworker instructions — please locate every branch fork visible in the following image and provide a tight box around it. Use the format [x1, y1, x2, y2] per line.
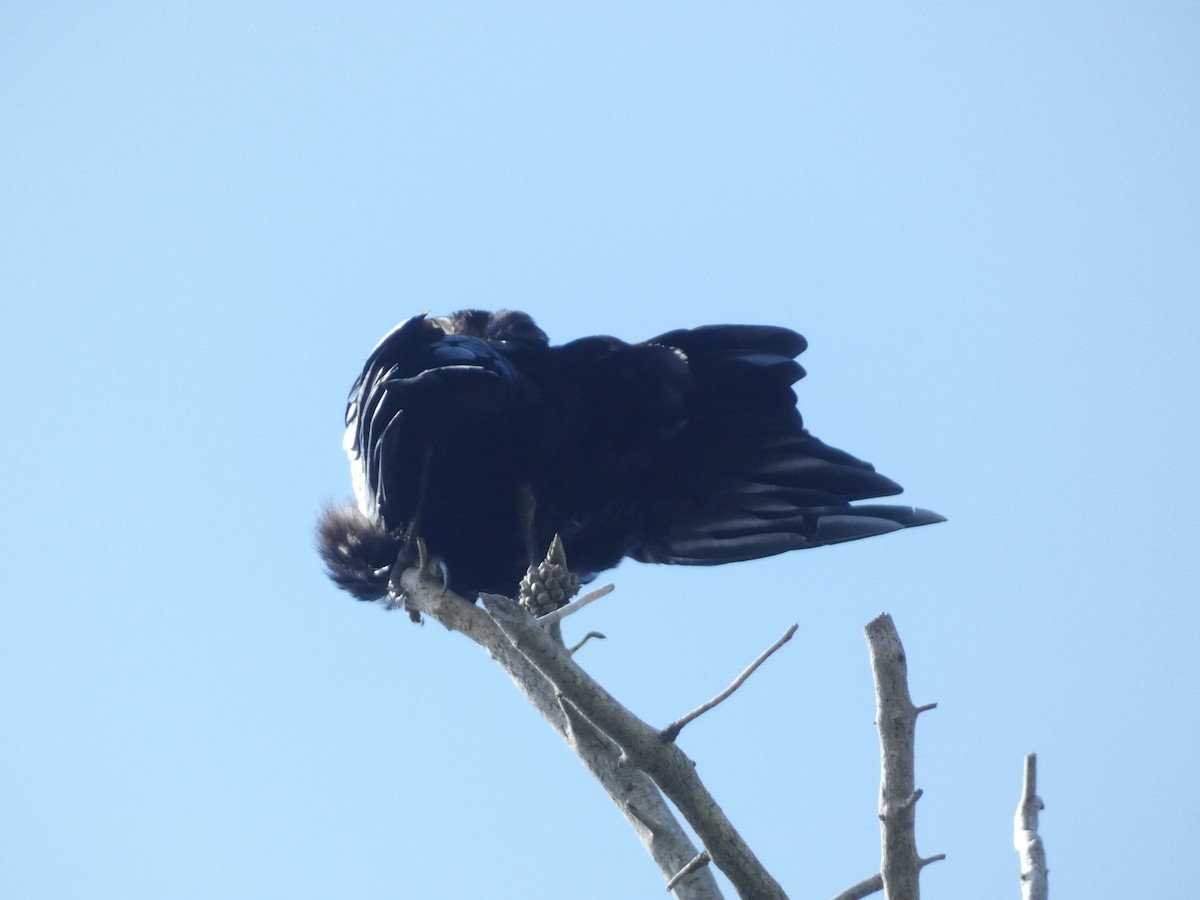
[392, 560, 967, 900]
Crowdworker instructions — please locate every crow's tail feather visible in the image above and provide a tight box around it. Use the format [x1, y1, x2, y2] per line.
[316, 505, 402, 602]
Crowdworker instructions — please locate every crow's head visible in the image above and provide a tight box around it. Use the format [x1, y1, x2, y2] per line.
[431, 309, 549, 350]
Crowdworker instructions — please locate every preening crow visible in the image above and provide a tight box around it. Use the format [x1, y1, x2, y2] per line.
[318, 310, 943, 603]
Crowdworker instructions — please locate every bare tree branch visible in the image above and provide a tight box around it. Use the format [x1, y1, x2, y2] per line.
[1014, 753, 1048, 900]
[864, 613, 939, 900]
[395, 568, 957, 900]
[481, 590, 789, 900]
[537, 583, 615, 628]
[832, 873, 883, 900]
[396, 567, 724, 900]
[661, 624, 798, 742]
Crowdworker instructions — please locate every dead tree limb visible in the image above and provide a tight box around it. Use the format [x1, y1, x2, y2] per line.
[396, 565, 951, 900]
[1014, 753, 1048, 900]
[481, 590, 789, 900]
[864, 613, 940, 900]
[396, 566, 723, 900]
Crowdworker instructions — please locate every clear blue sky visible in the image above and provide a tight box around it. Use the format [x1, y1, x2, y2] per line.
[2, 3, 1197, 898]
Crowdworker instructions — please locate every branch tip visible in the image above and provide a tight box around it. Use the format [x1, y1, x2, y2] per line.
[829, 872, 883, 900]
[661, 623, 798, 741]
[568, 631, 608, 654]
[1014, 752, 1048, 900]
[865, 613, 928, 899]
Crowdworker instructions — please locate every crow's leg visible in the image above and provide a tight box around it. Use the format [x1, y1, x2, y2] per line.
[401, 443, 436, 558]
[516, 482, 540, 567]
[386, 445, 447, 622]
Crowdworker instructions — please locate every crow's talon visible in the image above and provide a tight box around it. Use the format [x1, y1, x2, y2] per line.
[428, 556, 450, 594]
[386, 534, 430, 623]
[392, 533, 423, 571]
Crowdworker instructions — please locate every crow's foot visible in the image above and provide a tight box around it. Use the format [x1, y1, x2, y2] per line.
[386, 535, 449, 622]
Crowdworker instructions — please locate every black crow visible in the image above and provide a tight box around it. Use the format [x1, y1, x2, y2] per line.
[318, 310, 943, 603]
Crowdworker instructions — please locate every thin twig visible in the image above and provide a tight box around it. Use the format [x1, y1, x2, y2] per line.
[537, 583, 615, 628]
[568, 631, 608, 654]
[661, 624, 798, 743]
[667, 850, 713, 892]
[830, 873, 882, 900]
[831, 855, 944, 900]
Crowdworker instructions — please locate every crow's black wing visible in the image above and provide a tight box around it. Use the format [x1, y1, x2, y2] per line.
[627, 324, 944, 565]
[518, 332, 701, 578]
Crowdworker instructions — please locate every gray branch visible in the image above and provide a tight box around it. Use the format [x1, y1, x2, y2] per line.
[396, 570, 948, 900]
[481, 590, 789, 900]
[662, 623, 798, 743]
[832, 853, 946, 900]
[832, 872, 884, 900]
[1013, 753, 1048, 900]
[396, 567, 723, 900]
[864, 613, 939, 900]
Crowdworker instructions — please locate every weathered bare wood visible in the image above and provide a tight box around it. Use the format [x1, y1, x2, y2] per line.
[1014, 753, 1048, 900]
[864, 613, 939, 900]
[482, 590, 788, 900]
[397, 567, 724, 900]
